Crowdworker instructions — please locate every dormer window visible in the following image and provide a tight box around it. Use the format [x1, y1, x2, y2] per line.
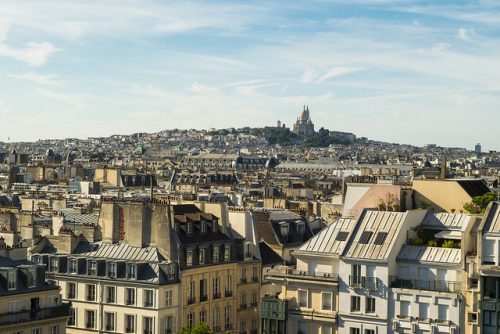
[107, 262, 117, 278]
[201, 221, 207, 233]
[126, 264, 137, 279]
[245, 242, 252, 258]
[280, 222, 289, 240]
[32, 255, 43, 264]
[50, 258, 59, 272]
[88, 261, 97, 276]
[28, 268, 36, 288]
[296, 222, 305, 238]
[224, 245, 231, 262]
[213, 246, 220, 262]
[186, 249, 193, 267]
[213, 220, 218, 232]
[199, 248, 206, 264]
[69, 259, 77, 274]
[7, 270, 16, 290]
[187, 222, 193, 235]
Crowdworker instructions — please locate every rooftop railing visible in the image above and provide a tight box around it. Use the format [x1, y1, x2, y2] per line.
[0, 304, 71, 326]
[389, 276, 461, 293]
[265, 267, 338, 282]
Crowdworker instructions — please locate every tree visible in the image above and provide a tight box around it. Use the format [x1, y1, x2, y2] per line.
[463, 192, 497, 214]
[180, 323, 214, 334]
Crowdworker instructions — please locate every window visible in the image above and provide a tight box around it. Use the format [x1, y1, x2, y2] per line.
[88, 261, 96, 275]
[240, 293, 247, 308]
[336, 231, 349, 241]
[86, 310, 95, 328]
[366, 297, 376, 313]
[373, 232, 388, 245]
[251, 320, 257, 331]
[352, 264, 361, 277]
[200, 310, 207, 323]
[144, 289, 154, 307]
[224, 245, 231, 261]
[213, 277, 220, 297]
[350, 328, 360, 334]
[50, 325, 59, 334]
[298, 321, 307, 334]
[438, 304, 449, 321]
[201, 221, 207, 233]
[400, 301, 410, 317]
[280, 223, 289, 240]
[106, 286, 116, 303]
[224, 305, 232, 329]
[365, 329, 375, 334]
[165, 289, 173, 307]
[199, 248, 205, 264]
[252, 266, 258, 281]
[69, 259, 77, 274]
[239, 321, 246, 334]
[125, 314, 135, 333]
[322, 325, 333, 334]
[322, 292, 332, 310]
[186, 249, 193, 266]
[126, 263, 137, 279]
[187, 222, 193, 234]
[86, 284, 96, 301]
[50, 257, 59, 271]
[105, 312, 115, 331]
[107, 262, 117, 277]
[143, 316, 153, 334]
[240, 268, 247, 283]
[297, 222, 305, 237]
[419, 303, 429, 319]
[8, 271, 16, 290]
[67, 282, 76, 299]
[188, 281, 195, 303]
[27, 269, 36, 287]
[213, 246, 220, 262]
[351, 296, 360, 312]
[359, 231, 373, 244]
[68, 307, 76, 326]
[126, 288, 135, 305]
[251, 291, 257, 306]
[226, 274, 232, 294]
[188, 313, 194, 328]
[32, 329, 41, 334]
[166, 315, 174, 333]
[483, 311, 496, 327]
[200, 279, 207, 301]
[298, 289, 308, 307]
[213, 307, 220, 329]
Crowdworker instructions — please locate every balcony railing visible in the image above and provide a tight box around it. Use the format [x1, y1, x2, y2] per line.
[239, 277, 247, 284]
[349, 276, 378, 291]
[266, 267, 338, 283]
[225, 290, 233, 297]
[0, 304, 71, 326]
[200, 295, 208, 302]
[252, 276, 259, 282]
[389, 276, 461, 293]
[213, 292, 221, 299]
[187, 297, 196, 305]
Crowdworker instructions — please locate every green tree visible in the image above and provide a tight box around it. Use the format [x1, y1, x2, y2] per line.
[180, 323, 214, 334]
[463, 192, 497, 214]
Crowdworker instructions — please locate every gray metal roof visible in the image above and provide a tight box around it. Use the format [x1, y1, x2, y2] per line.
[297, 217, 356, 255]
[64, 212, 99, 225]
[72, 241, 166, 263]
[343, 210, 407, 261]
[421, 212, 471, 231]
[397, 245, 461, 266]
[483, 202, 500, 234]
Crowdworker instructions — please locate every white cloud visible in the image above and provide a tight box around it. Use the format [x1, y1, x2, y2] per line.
[9, 72, 59, 85]
[35, 88, 85, 108]
[318, 66, 362, 82]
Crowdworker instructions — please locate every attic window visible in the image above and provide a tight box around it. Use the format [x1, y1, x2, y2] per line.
[336, 231, 349, 241]
[358, 231, 373, 244]
[7, 271, 16, 290]
[280, 223, 289, 239]
[374, 232, 388, 245]
[187, 222, 193, 235]
[201, 221, 207, 233]
[28, 268, 36, 288]
[297, 222, 305, 237]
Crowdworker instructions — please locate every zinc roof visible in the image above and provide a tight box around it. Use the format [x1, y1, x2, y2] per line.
[343, 210, 407, 261]
[421, 212, 471, 231]
[72, 241, 165, 263]
[483, 202, 500, 234]
[397, 245, 461, 266]
[297, 217, 356, 255]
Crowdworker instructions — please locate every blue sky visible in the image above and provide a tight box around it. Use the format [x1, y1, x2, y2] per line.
[0, 0, 499, 150]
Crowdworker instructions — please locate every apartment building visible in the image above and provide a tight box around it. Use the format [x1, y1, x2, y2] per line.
[0, 247, 70, 333]
[264, 217, 356, 334]
[173, 204, 261, 334]
[31, 201, 181, 334]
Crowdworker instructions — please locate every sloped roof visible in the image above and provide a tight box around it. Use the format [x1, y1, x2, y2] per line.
[457, 179, 490, 198]
[482, 202, 500, 234]
[397, 245, 461, 266]
[72, 241, 165, 263]
[297, 217, 356, 255]
[421, 212, 472, 231]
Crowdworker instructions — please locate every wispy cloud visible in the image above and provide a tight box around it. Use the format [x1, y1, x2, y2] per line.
[9, 72, 59, 85]
[35, 88, 86, 108]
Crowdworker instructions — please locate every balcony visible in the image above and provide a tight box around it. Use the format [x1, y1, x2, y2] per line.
[389, 277, 461, 293]
[86, 322, 95, 329]
[0, 304, 71, 326]
[239, 277, 247, 284]
[67, 293, 76, 299]
[250, 302, 258, 307]
[213, 292, 221, 299]
[126, 299, 135, 305]
[200, 295, 208, 302]
[265, 267, 338, 284]
[225, 290, 233, 297]
[252, 276, 259, 282]
[86, 295, 95, 301]
[225, 324, 233, 330]
[187, 297, 196, 305]
[213, 326, 221, 332]
[349, 276, 378, 291]
[106, 325, 115, 331]
[239, 303, 247, 310]
[144, 301, 154, 307]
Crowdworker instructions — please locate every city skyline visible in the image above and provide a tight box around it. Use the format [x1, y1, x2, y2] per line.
[0, 0, 499, 150]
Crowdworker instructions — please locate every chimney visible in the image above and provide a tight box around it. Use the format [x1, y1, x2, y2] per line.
[440, 155, 447, 179]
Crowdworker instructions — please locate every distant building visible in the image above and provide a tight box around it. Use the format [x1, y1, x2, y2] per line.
[475, 143, 481, 154]
[292, 106, 315, 137]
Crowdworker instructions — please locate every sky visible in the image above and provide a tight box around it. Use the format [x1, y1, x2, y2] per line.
[0, 0, 499, 150]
